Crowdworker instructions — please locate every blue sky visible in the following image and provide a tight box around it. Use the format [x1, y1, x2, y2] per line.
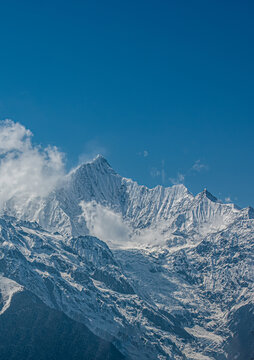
[0, 0, 253, 207]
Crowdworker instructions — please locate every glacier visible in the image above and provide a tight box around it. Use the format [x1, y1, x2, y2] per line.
[0, 155, 253, 359]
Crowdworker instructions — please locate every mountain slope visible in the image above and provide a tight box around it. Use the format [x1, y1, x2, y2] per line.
[0, 216, 190, 359]
[0, 286, 125, 360]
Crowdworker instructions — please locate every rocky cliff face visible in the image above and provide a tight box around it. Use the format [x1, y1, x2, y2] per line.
[0, 156, 253, 359]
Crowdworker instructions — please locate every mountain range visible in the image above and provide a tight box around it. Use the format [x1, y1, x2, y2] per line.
[0, 155, 253, 359]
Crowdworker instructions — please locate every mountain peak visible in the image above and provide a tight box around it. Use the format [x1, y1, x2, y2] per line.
[69, 155, 114, 178]
[85, 154, 115, 174]
[92, 154, 107, 162]
[242, 206, 254, 219]
[89, 154, 110, 166]
[196, 188, 218, 202]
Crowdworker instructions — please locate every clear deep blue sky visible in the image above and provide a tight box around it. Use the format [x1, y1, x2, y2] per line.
[0, 0, 253, 207]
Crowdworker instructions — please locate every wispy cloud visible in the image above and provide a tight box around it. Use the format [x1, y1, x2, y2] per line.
[138, 150, 149, 158]
[169, 159, 208, 185]
[192, 160, 208, 172]
[78, 139, 107, 164]
[161, 160, 165, 184]
[169, 173, 185, 185]
[150, 160, 166, 184]
[225, 196, 232, 202]
[150, 167, 161, 178]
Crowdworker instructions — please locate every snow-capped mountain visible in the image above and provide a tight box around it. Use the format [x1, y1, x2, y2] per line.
[4, 155, 246, 246]
[0, 156, 253, 359]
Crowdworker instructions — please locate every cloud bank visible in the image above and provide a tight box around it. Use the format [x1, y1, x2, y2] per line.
[0, 120, 65, 208]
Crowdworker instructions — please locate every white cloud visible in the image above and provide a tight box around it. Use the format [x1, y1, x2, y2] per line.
[169, 159, 208, 186]
[192, 160, 208, 172]
[80, 201, 166, 249]
[169, 173, 185, 185]
[0, 120, 32, 154]
[225, 197, 232, 202]
[80, 201, 131, 247]
[143, 150, 148, 157]
[0, 119, 65, 209]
